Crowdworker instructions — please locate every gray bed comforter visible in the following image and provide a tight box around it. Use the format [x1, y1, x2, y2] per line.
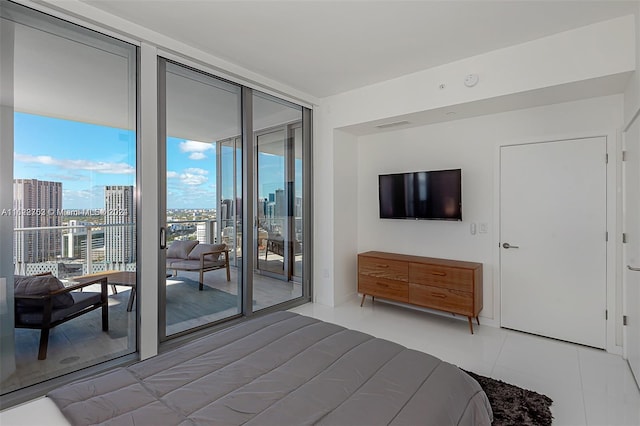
[48, 311, 493, 425]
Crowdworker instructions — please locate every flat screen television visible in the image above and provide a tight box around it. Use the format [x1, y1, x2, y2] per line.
[378, 169, 462, 220]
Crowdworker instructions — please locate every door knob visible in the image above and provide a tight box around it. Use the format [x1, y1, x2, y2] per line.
[502, 242, 519, 249]
[628, 265, 640, 272]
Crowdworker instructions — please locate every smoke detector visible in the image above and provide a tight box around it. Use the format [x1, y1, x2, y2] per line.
[464, 74, 479, 87]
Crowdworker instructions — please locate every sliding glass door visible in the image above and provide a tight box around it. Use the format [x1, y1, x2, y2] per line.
[159, 61, 242, 338]
[1, 0, 137, 394]
[253, 93, 304, 310]
[158, 60, 311, 341]
[0, 0, 312, 402]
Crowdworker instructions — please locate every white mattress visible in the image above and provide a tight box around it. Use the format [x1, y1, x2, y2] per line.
[0, 396, 69, 426]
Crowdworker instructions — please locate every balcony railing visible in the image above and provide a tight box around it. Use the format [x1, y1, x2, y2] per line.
[13, 217, 301, 278]
[13, 222, 136, 278]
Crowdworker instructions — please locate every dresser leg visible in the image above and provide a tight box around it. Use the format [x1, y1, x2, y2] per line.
[360, 294, 366, 307]
[468, 317, 474, 334]
[476, 316, 480, 326]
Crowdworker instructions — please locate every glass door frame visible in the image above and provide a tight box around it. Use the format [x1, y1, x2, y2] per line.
[1, 0, 139, 401]
[216, 136, 241, 268]
[254, 121, 302, 284]
[157, 58, 245, 341]
[247, 92, 312, 315]
[158, 57, 168, 341]
[158, 59, 312, 340]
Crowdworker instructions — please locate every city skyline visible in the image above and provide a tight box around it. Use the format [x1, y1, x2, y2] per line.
[14, 112, 302, 210]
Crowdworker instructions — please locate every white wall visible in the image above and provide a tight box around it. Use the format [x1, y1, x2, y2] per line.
[138, 43, 159, 360]
[333, 130, 359, 305]
[312, 106, 334, 305]
[356, 95, 623, 332]
[624, 2, 640, 126]
[323, 15, 634, 129]
[315, 15, 635, 308]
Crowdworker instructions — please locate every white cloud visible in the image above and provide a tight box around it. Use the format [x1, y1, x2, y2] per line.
[180, 173, 208, 186]
[179, 140, 214, 160]
[15, 153, 134, 174]
[177, 168, 209, 186]
[189, 152, 206, 160]
[48, 173, 89, 181]
[166, 168, 211, 187]
[63, 189, 94, 199]
[61, 186, 107, 209]
[184, 168, 208, 175]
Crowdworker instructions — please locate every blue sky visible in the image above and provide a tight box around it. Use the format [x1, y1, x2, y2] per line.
[14, 113, 301, 209]
[14, 113, 136, 209]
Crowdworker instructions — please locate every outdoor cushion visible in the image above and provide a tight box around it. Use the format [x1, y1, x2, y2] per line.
[169, 260, 226, 270]
[16, 292, 102, 325]
[165, 259, 180, 267]
[187, 243, 226, 261]
[167, 240, 198, 259]
[14, 275, 74, 309]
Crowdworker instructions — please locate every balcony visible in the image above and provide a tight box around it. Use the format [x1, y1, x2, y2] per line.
[3, 220, 301, 395]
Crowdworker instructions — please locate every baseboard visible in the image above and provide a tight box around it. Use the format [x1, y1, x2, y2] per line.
[373, 297, 500, 328]
[334, 290, 357, 306]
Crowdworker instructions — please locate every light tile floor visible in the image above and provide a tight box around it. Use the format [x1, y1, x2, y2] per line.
[290, 297, 640, 426]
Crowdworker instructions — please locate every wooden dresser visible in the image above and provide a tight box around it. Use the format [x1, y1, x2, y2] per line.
[358, 251, 483, 333]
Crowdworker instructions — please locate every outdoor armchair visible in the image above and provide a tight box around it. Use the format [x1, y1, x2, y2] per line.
[166, 241, 230, 290]
[14, 273, 109, 360]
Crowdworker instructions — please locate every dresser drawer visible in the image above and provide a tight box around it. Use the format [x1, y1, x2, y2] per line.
[409, 283, 472, 315]
[359, 256, 409, 282]
[409, 263, 473, 292]
[359, 275, 409, 302]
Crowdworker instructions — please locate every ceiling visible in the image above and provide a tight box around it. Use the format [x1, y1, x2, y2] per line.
[79, 0, 639, 99]
[10, 13, 301, 136]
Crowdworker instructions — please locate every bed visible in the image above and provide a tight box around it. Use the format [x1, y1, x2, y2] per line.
[47, 311, 493, 425]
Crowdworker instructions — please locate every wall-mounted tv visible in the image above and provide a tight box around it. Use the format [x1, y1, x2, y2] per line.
[378, 169, 462, 221]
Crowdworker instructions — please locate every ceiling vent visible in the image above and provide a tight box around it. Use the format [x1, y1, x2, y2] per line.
[375, 120, 410, 129]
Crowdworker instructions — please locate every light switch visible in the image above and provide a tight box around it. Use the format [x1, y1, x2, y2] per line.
[470, 223, 476, 235]
[479, 223, 488, 233]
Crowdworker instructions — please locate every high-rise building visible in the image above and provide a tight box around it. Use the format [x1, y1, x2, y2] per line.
[63, 220, 104, 261]
[275, 188, 286, 218]
[265, 201, 276, 219]
[257, 198, 265, 220]
[295, 196, 303, 218]
[196, 220, 216, 244]
[104, 185, 136, 266]
[13, 179, 63, 264]
[220, 199, 232, 220]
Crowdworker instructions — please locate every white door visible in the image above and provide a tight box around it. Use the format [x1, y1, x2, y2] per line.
[500, 137, 607, 348]
[624, 118, 640, 386]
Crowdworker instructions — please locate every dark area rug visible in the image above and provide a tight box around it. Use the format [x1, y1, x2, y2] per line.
[464, 370, 553, 426]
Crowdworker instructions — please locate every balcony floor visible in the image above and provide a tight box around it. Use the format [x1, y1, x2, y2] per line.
[2, 264, 302, 395]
